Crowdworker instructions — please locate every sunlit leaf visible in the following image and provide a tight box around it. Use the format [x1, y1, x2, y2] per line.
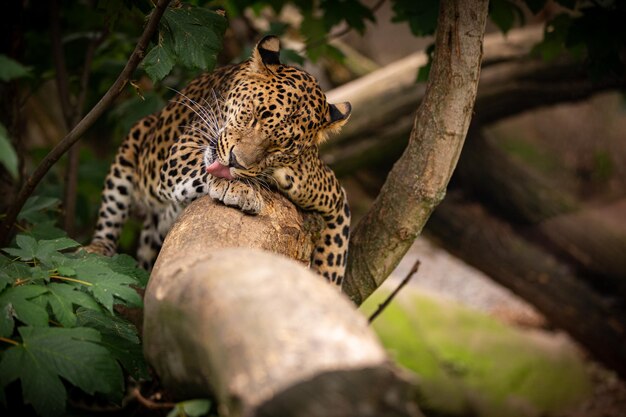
[167, 399, 212, 417]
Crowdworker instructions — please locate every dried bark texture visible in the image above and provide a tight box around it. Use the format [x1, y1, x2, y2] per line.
[143, 195, 422, 417]
[343, 0, 489, 304]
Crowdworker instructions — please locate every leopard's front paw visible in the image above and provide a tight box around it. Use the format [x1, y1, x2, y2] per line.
[209, 179, 264, 214]
[82, 240, 116, 257]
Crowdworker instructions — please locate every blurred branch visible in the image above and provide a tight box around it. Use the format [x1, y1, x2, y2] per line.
[0, 0, 172, 245]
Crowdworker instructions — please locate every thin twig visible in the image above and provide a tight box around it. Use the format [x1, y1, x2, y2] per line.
[368, 259, 420, 324]
[0, 0, 172, 245]
[0, 337, 19, 346]
[132, 387, 176, 410]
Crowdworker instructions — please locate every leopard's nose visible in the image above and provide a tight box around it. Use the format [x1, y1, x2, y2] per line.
[228, 149, 246, 170]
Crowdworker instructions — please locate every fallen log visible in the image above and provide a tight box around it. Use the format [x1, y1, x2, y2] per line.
[325, 25, 544, 144]
[143, 194, 422, 417]
[457, 128, 626, 293]
[426, 194, 626, 380]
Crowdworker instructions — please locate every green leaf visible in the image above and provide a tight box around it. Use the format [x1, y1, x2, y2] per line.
[28, 220, 67, 240]
[160, 6, 227, 73]
[0, 347, 66, 417]
[143, 43, 175, 82]
[76, 308, 147, 379]
[70, 255, 142, 312]
[532, 14, 572, 62]
[0, 123, 18, 179]
[0, 326, 124, 417]
[392, 0, 439, 37]
[321, 0, 375, 34]
[4, 235, 79, 266]
[18, 196, 61, 223]
[29, 265, 49, 282]
[35, 237, 80, 265]
[41, 284, 82, 328]
[167, 399, 212, 417]
[0, 285, 50, 331]
[76, 307, 139, 344]
[490, 0, 521, 34]
[107, 253, 149, 287]
[0, 258, 30, 282]
[3, 234, 38, 260]
[0, 54, 30, 82]
[280, 48, 305, 66]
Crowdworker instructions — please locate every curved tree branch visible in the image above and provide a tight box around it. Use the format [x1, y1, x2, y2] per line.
[343, 0, 489, 304]
[0, 0, 172, 245]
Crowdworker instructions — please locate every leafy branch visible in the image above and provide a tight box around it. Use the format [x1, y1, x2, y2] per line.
[0, 202, 149, 416]
[0, 0, 173, 246]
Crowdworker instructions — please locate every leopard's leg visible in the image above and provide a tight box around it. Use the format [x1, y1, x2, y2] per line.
[135, 205, 182, 271]
[311, 192, 350, 286]
[137, 212, 161, 270]
[273, 153, 351, 287]
[85, 116, 155, 256]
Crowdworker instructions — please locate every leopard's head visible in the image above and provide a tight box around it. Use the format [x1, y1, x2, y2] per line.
[204, 36, 351, 180]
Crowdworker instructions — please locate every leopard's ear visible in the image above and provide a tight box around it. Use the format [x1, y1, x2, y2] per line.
[251, 35, 281, 73]
[326, 102, 352, 131]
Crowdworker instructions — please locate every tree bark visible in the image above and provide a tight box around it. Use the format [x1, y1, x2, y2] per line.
[143, 195, 422, 417]
[343, 0, 489, 305]
[426, 194, 626, 380]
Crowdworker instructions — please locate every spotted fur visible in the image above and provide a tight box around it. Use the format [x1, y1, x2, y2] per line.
[85, 36, 352, 286]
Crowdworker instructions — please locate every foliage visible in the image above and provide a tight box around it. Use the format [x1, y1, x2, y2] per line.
[0, 198, 148, 417]
[532, 1, 626, 80]
[143, 5, 228, 82]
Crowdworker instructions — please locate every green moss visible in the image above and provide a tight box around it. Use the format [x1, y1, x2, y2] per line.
[361, 287, 591, 417]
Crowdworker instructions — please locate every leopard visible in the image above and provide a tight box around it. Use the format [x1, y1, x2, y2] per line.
[84, 36, 352, 286]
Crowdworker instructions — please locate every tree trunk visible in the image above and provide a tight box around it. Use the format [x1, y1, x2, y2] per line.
[143, 195, 423, 417]
[344, 0, 490, 305]
[426, 194, 626, 380]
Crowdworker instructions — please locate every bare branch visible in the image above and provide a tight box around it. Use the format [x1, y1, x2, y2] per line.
[368, 260, 420, 324]
[0, 0, 172, 244]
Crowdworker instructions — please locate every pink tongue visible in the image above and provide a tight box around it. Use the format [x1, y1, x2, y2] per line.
[206, 160, 234, 180]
